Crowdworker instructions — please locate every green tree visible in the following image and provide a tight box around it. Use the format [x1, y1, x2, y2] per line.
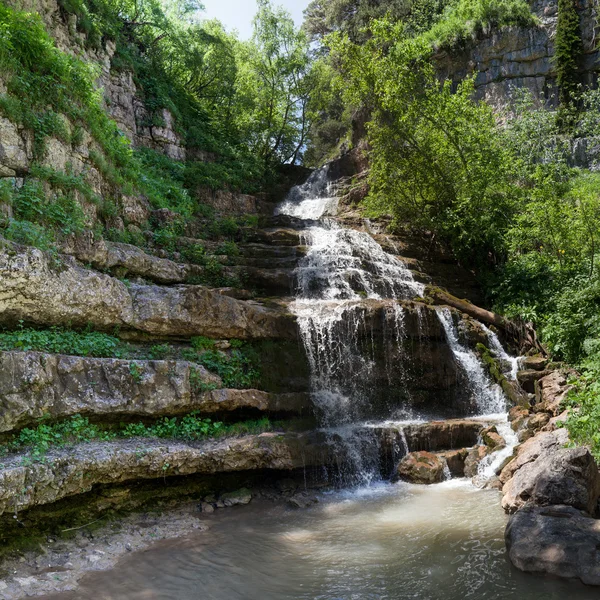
[555, 0, 583, 107]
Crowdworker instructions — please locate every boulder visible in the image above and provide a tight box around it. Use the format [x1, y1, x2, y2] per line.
[464, 445, 492, 478]
[521, 356, 548, 371]
[534, 371, 572, 416]
[395, 451, 446, 484]
[508, 406, 529, 431]
[527, 412, 550, 432]
[502, 434, 600, 514]
[506, 505, 600, 585]
[437, 448, 468, 477]
[517, 369, 552, 394]
[481, 425, 505, 450]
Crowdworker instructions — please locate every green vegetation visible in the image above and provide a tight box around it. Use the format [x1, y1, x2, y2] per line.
[555, 0, 583, 108]
[0, 326, 122, 357]
[1, 414, 274, 462]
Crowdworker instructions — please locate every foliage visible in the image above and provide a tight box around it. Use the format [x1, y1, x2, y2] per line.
[0, 326, 123, 357]
[188, 346, 260, 389]
[331, 20, 515, 264]
[554, 0, 583, 107]
[421, 0, 535, 49]
[3, 413, 274, 461]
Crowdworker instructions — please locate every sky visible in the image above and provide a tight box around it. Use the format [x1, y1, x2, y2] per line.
[201, 0, 311, 39]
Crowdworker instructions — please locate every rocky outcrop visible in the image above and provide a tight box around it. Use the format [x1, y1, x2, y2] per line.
[0, 433, 333, 517]
[500, 428, 600, 514]
[434, 0, 600, 111]
[0, 351, 312, 433]
[0, 240, 295, 340]
[506, 505, 600, 586]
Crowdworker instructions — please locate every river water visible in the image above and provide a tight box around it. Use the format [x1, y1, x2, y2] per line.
[43, 481, 596, 600]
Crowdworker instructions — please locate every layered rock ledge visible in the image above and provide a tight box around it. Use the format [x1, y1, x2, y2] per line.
[0, 433, 331, 517]
[0, 351, 312, 433]
[0, 240, 295, 340]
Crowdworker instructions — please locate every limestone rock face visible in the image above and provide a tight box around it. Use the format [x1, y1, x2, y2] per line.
[0, 117, 32, 176]
[402, 419, 483, 452]
[0, 240, 296, 339]
[534, 371, 572, 416]
[0, 351, 312, 433]
[0, 433, 332, 517]
[395, 451, 446, 484]
[506, 505, 600, 585]
[501, 429, 600, 514]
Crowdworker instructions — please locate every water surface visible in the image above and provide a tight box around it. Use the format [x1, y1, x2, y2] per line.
[43, 481, 598, 600]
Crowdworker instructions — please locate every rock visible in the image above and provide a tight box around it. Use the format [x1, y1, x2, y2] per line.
[402, 419, 483, 452]
[517, 369, 552, 394]
[0, 117, 31, 176]
[199, 502, 214, 514]
[481, 425, 505, 450]
[521, 356, 548, 371]
[508, 406, 529, 431]
[219, 488, 252, 507]
[395, 451, 446, 484]
[287, 492, 319, 509]
[534, 371, 572, 416]
[0, 351, 312, 433]
[437, 448, 468, 477]
[464, 445, 492, 478]
[0, 433, 334, 517]
[501, 430, 600, 514]
[506, 505, 600, 585]
[0, 239, 296, 340]
[527, 412, 550, 432]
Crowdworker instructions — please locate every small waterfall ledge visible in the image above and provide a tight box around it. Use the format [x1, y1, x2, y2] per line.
[277, 165, 521, 487]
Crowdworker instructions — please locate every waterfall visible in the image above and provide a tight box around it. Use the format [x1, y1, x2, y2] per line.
[480, 323, 521, 381]
[435, 308, 506, 417]
[278, 165, 518, 486]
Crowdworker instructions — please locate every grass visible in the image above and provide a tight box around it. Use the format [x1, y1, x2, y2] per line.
[0, 414, 275, 463]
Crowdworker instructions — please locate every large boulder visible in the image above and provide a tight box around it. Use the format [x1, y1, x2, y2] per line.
[403, 419, 483, 452]
[502, 438, 600, 514]
[534, 371, 572, 416]
[395, 451, 446, 484]
[506, 505, 600, 586]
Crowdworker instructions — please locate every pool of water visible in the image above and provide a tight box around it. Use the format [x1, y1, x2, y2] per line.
[42, 480, 598, 600]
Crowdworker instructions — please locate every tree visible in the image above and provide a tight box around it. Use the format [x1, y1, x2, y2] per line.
[330, 19, 516, 264]
[555, 0, 583, 107]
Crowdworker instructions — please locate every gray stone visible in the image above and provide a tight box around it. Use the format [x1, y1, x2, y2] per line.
[219, 488, 252, 507]
[506, 505, 600, 585]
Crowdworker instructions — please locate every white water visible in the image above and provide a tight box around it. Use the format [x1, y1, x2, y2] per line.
[279, 167, 520, 485]
[481, 322, 521, 381]
[436, 307, 507, 416]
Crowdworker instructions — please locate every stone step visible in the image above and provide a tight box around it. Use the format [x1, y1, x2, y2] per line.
[0, 433, 332, 518]
[0, 351, 313, 433]
[0, 238, 296, 341]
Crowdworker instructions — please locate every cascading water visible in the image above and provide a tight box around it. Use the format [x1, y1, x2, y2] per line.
[278, 166, 520, 486]
[277, 167, 424, 484]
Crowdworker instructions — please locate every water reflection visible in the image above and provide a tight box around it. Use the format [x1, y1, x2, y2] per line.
[41, 481, 598, 600]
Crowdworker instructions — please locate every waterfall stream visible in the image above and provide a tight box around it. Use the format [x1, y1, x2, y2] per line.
[278, 167, 518, 485]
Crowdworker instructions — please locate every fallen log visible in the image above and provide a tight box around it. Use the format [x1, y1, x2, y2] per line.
[424, 286, 547, 356]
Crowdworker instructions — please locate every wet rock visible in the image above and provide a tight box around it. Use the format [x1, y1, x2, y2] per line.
[508, 406, 529, 431]
[403, 419, 483, 452]
[287, 492, 319, 509]
[0, 433, 334, 517]
[220, 488, 252, 507]
[437, 448, 468, 477]
[464, 445, 492, 478]
[481, 426, 505, 450]
[395, 451, 445, 484]
[198, 502, 214, 513]
[502, 431, 600, 514]
[506, 505, 600, 585]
